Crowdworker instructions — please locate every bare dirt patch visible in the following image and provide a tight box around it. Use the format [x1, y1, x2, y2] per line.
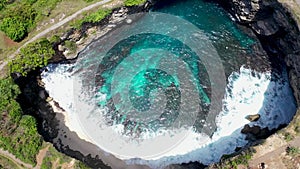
[34, 145, 50, 169]
[3, 35, 18, 48]
[0, 32, 18, 50]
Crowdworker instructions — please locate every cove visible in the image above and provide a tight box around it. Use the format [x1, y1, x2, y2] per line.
[39, 0, 297, 168]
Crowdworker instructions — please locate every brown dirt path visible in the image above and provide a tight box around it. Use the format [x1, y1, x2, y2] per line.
[0, 0, 114, 71]
[34, 145, 50, 169]
[0, 148, 33, 169]
[248, 136, 300, 169]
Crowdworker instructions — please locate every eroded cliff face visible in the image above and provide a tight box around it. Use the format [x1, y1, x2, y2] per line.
[220, 0, 300, 106]
[15, 1, 300, 168]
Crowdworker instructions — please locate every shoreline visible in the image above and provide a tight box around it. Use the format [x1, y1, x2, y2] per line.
[37, 4, 155, 169]
[41, 60, 296, 168]
[22, 0, 300, 168]
[48, 100, 95, 144]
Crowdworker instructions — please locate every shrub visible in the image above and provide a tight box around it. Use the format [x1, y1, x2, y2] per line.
[0, 4, 37, 41]
[124, 0, 146, 6]
[49, 35, 61, 44]
[0, 17, 28, 41]
[9, 38, 55, 76]
[284, 132, 294, 142]
[286, 146, 300, 156]
[83, 9, 112, 23]
[0, 0, 9, 11]
[72, 8, 112, 29]
[0, 0, 61, 41]
[0, 78, 21, 112]
[0, 78, 42, 165]
[64, 40, 77, 53]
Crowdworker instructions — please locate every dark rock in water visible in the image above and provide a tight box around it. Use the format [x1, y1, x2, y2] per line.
[241, 124, 277, 140]
[241, 124, 261, 135]
[245, 114, 261, 122]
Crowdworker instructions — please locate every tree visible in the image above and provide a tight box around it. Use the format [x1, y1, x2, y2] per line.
[9, 38, 55, 76]
[0, 17, 27, 41]
[0, 78, 21, 112]
[0, 2, 37, 41]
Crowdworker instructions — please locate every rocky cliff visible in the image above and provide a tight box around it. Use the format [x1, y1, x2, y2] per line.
[217, 0, 300, 106]
[16, 0, 300, 168]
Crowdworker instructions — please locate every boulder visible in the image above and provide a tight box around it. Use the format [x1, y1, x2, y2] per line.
[245, 114, 261, 122]
[242, 124, 261, 135]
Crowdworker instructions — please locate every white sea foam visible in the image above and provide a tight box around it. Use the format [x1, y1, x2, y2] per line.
[41, 64, 296, 168]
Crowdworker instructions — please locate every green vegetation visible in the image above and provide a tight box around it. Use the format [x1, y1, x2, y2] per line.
[64, 40, 77, 54]
[83, 8, 112, 23]
[124, 0, 146, 6]
[83, 0, 95, 2]
[286, 146, 300, 156]
[283, 132, 294, 142]
[0, 0, 61, 41]
[0, 77, 20, 107]
[228, 153, 252, 168]
[41, 145, 60, 169]
[49, 35, 61, 44]
[72, 8, 112, 29]
[41, 144, 87, 169]
[0, 73, 90, 168]
[9, 38, 55, 76]
[0, 0, 143, 167]
[219, 150, 253, 169]
[0, 115, 43, 165]
[0, 1, 8, 11]
[74, 161, 91, 169]
[0, 78, 43, 165]
[0, 4, 36, 41]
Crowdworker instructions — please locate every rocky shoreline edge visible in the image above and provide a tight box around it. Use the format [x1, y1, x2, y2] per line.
[15, 0, 300, 168]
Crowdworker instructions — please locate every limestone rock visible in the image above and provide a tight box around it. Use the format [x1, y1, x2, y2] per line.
[46, 97, 53, 102]
[69, 30, 82, 41]
[245, 114, 261, 122]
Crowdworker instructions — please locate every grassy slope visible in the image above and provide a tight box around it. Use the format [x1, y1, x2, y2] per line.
[0, 0, 106, 67]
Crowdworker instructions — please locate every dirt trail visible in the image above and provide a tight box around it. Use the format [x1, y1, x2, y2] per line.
[0, 148, 33, 168]
[0, 0, 113, 71]
[34, 145, 50, 169]
[249, 136, 300, 169]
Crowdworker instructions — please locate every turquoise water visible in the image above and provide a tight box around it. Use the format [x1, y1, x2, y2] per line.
[94, 0, 255, 135]
[153, 0, 254, 48]
[41, 0, 297, 166]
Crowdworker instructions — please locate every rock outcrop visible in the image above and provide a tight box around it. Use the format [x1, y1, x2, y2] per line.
[245, 114, 261, 122]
